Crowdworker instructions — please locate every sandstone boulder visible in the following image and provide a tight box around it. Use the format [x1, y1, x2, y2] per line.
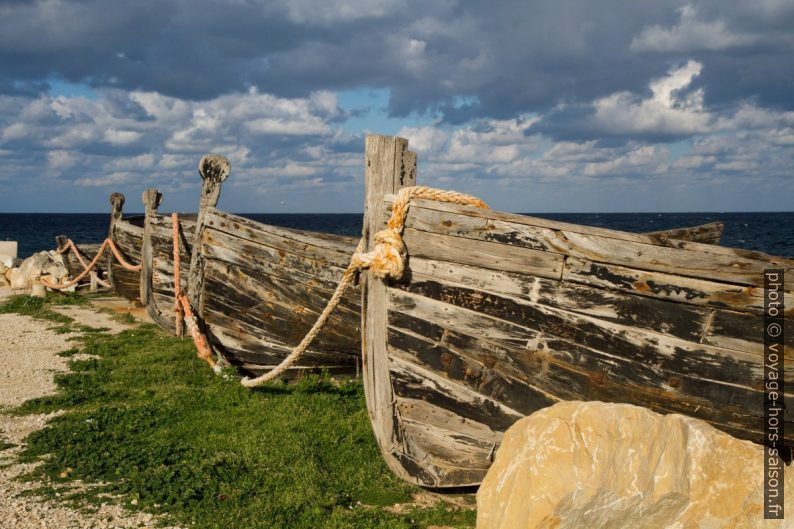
[477, 400, 793, 529]
[7, 251, 69, 289]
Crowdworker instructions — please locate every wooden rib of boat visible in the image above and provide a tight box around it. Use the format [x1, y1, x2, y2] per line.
[106, 193, 143, 303]
[360, 134, 793, 488]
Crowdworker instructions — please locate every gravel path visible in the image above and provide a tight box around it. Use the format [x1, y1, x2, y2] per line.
[0, 312, 181, 529]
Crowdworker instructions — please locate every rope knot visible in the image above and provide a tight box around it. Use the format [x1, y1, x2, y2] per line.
[369, 227, 406, 279]
[241, 184, 489, 388]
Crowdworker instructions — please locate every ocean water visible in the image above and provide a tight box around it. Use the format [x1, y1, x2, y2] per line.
[0, 211, 792, 259]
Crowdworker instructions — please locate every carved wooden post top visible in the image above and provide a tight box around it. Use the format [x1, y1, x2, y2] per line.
[199, 155, 230, 183]
[109, 192, 125, 219]
[142, 188, 163, 214]
[55, 234, 69, 251]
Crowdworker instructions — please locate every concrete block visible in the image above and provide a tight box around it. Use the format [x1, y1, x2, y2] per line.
[0, 241, 17, 258]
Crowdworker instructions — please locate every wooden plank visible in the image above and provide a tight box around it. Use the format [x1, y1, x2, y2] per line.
[389, 355, 523, 433]
[396, 396, 502, 446]
[394, 197, 794, 288]
[401, 227, 564, 279]
[400, 418, 493, 470]
[388, 326, 558, 415]
[646, 221, 723, 245]
[394, 279, 794, 385]
[564, 256, 794, 316]
[398, 196, 793, 264]
[200, 228, 361, 314]
[108, 212, 143, 303]
[202, 222, 353, 283]
[408, 257, 711, 343]
[201, 257, 359, 347]
[106, 192, 126, 289]
[704, 309, 794, 354]
[361, 135, 417, 484]
[387, 290, 791, 427]
[207, 208, 357, 257]
[202, 312, 356, 370]
[205, 209, 355, 267]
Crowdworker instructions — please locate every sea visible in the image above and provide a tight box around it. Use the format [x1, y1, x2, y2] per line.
[1, 212, 792, 259]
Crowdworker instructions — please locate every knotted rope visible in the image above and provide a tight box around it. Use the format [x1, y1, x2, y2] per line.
[42, 237, 142, 290]
[241, 185, 489, 387]
[171, 213, 219, 372]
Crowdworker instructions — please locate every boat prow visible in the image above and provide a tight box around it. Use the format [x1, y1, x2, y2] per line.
[360, 135, 793, 488]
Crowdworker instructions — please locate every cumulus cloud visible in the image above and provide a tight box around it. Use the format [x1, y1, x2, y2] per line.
[630, 5, 756, 53]
[591, 61, 709, 136]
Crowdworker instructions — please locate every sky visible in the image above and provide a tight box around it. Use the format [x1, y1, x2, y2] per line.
[0, 0, 792, 213]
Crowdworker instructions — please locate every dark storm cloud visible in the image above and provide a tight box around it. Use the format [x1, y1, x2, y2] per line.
[1, 0, 791, 125]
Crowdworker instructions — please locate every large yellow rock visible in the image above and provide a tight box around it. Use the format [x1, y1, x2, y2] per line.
[477, 401, 793, 529]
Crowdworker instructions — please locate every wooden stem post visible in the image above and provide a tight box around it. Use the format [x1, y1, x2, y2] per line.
[54, 235, 73, 276]
[361, 134, 416, 482]
[186, 155, 230, 364]
[140, 188, 163, 307]
[107, 193, 125, 288]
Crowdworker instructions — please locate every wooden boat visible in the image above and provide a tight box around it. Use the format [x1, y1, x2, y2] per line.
[359, 135, 793, 488]
[106, 193, 144, 303]
[138, 155, 362, 377]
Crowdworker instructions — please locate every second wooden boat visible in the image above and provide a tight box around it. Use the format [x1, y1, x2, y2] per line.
[106, 193, 144, 303]
[136, 155, 362, 377]
[359, 135, 793, 488]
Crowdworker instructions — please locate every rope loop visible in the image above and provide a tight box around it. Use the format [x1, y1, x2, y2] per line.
[42, 237, 141, 290]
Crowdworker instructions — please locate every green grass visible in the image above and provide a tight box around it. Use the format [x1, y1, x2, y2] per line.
[2, 295, 475, 528]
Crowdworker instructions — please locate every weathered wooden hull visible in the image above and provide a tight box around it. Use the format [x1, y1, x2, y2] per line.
[135, 156, 361, 377]
[361, 135, 794, 488]
[140, 211, 197, 332]
[191, 209, 361, 376]
[107, 216, 143, 303]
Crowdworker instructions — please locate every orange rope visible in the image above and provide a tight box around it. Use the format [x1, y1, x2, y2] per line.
[42, 237, 141, 290]
[56, 239, 111, 288]
[172, 213, 184, 337]
[171, 213, 217, 370]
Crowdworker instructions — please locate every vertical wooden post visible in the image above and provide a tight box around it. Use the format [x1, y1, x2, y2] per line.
[107, 193, 125, 288]
[186, 154, 230, 312]
[185, 155, 230, 365]
[360, 134, 416, 481]
[139, 188, 163, 307]
[54, 235, 74, 277]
